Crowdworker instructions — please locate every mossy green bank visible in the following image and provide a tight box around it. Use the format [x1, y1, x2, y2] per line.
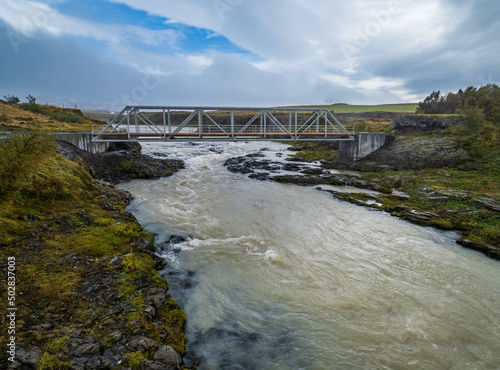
[0, 132, 192, 368]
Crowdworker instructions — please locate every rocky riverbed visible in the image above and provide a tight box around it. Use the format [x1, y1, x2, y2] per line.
[224, 141, 500, 261]
[224, 152, 377, 190]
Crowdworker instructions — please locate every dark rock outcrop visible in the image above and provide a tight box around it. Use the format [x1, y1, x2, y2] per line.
[224, 155, 379, 190]
[457, 239, 500, 260]
[392, 115, 460, 133]
[323, 136, 474, 172]
[364, 136, 473, 170]
[57, 140, 184, 184]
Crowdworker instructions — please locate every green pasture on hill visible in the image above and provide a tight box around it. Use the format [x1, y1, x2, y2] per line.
[316, 103, 418, 113]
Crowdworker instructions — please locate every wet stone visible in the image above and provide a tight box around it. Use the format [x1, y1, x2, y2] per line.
[168, 235, 188, 244]
[246, 153, 266, 157]
[171, 246, 182, 253]
[282, 163, 303, 171]
[300, 167, 325, 175]
[285, 157, 313, 162]
[390, 190, 411, 201]
[153, 345, 182, 366]
[248, 172, 271, 181]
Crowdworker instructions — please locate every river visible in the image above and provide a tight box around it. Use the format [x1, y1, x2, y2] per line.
[118, 141, 500, 370]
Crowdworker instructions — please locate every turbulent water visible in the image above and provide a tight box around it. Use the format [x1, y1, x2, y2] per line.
[119, 142, 500, 370]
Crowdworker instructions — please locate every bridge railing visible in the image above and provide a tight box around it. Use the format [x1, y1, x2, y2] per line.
[92, 106, 356, 142]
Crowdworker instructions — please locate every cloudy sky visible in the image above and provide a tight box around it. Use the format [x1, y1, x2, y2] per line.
[0, 0, 499, 109]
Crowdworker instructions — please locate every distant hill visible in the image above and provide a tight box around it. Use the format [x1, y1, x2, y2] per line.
[81, 110, 116, 123]
[0, 101, 106, 132]
[315, 103, 418, 113]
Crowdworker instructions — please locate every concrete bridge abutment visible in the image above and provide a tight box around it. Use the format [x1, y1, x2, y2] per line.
[58, 133, 109, 154]
[339, 132, 385, 161]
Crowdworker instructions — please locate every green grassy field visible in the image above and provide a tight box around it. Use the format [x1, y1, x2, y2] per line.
[314, 103, 418, 113]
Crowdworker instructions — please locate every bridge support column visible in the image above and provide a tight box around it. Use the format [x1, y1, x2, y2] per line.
[230, 109, 234, 139]
[339, 132, 385, 161]
[58, 133, 109, 153]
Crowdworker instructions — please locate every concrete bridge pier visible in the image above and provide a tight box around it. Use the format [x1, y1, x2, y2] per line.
[58, 133, 109, 154]
[58, 131, 385, 160]
[339, 132, 385, 161]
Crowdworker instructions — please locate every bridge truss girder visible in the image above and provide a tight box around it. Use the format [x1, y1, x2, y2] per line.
[92, 106, 355, 142]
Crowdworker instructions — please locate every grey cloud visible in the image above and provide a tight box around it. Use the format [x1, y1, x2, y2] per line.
[1, 0, 499, 107]
[350, 0, 500, 98]
[0, 22, 147, 103]
[130, 52, 368, 107]
[0, 17, 376, 108]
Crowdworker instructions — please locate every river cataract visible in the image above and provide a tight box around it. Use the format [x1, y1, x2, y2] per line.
[119, 142, 500, 370]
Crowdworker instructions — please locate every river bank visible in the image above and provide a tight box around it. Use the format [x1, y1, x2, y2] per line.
[0, 135, 193, 369]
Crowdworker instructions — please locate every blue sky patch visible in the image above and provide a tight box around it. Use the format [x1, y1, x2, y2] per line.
[58, 0, 166, 29]
[56, 0, 257, 59]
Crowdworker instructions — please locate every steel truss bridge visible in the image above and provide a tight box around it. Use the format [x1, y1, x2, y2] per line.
[91, 106, 356, 142]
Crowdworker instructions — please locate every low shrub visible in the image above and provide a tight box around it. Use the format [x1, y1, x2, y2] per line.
[0, 130, 56, 196]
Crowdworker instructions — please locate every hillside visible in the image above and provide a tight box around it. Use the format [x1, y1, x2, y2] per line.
[316, 103, 418, 113]
[0, 100, 105, 132]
